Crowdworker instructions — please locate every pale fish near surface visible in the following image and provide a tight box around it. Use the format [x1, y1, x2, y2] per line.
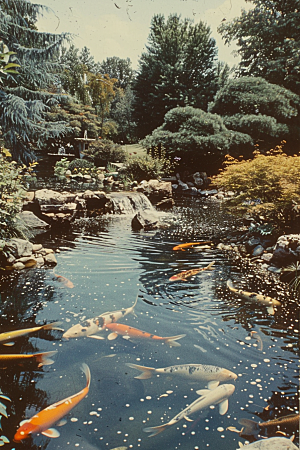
[237, 437, 299, 449]
[126, 362, 237, 389]
[226, 279, 281, 315]
[143, 383, 235, 437]
[62, 295, 138, 339]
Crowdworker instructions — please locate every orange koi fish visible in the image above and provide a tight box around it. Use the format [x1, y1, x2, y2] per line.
[105, 323, 186, 347]
[14, 363, 90, 441]
[54, 274, 74, 288]
[0, 322, 62, 346]
[0, 350, 57, 367]
[169, 261, 215, 281]
[173, 241, 212, 251]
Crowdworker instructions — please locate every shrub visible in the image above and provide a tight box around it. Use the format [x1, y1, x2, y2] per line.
[0, 148, 28, 239]
[68, 158, 95, 172]
[213, 142, 300, 228]
[84, 139, 127, 166]
[54, 158, 70, 178]
[121, 152, 173, 182]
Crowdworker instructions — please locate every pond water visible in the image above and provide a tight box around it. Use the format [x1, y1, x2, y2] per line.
[0, 198, 298, 450]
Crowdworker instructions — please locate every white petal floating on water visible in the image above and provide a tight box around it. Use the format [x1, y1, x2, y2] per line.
[166, 390, 173, 394]
[70, 418, 78, 422]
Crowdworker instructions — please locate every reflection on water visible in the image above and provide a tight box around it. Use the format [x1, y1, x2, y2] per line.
[0, 199, 298, 450]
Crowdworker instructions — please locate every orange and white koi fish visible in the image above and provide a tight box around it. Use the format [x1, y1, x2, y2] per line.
[62, 295, 138, 340]
[0, 322, 63, 346]
[105, 323, 186, 347]
[173, 241, 212, 251]
[169, 261, 215, 281]
[227, 279, 281, 315]
[14, 363, 91, 441]
[0, 350, 57, 367]
[54, 274, 74, 288]
[144, 383, 235, 437]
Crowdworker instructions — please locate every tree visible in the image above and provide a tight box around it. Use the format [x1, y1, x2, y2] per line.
[208, 77, 300, 151]
[133, 14, 218, 138]
[96, 56, 134, 89]
[59, 45, 90, 104]
[142, 106, 253, 172]
[111, 86, 136, 142]
[0, 0, 70, 162]
[218, 0, 300, 94]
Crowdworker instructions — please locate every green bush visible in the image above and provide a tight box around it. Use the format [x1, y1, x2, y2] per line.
[213, 143, 300, 228]
[84, 139, 127, 166]
[0, 148, 28, 239]
[121, 153, 172, 182]
[68, 158, 95, 172]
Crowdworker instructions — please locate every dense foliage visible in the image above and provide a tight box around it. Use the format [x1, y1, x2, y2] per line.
[0, 0, 70, 162]
[122, 153, 173, 182]
[84, 139, 126, 166]
[209, 77, 300, 150]
[218, 0, 300, 94]
[143, 106, 253, 171]
[214, 144, 300, 228]
[133, 14, 218, 138]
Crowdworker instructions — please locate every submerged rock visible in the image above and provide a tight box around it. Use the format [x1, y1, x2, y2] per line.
[131, 211, 158, 231]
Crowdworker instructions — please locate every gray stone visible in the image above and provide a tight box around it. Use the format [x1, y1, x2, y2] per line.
[267, 266, 281, 274]
[252, 244, 265, 257]
[17, 211, 50, 235]
[12, 261, 25, 270]
[5, 238, 33, 258]
[261, 253, 273, 262]
[35, 189, 76, 205]
[32, 244, 43, 252]
[131, 211, 158, 231]
[44, 253, 57, 266]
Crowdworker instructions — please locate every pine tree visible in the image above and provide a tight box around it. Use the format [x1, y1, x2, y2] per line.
[0, 0, 71, 162]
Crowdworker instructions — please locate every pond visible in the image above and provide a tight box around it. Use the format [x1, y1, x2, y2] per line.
[0, 198, 298, 450]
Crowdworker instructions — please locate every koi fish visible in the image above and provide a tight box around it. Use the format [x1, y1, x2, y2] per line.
[169, 261, 215, 281]
[0, 322, 63, 346]
[0, 350, 57, 367]
[226, 279, 281, 315]
[54, 274, 74, 288]
[143, 383, 235, 437]
[126, 362, 237, 388]
[105, 323, 186, 347]
[236, 436, 298, 449]
[62, 295, 138, 340]
[14, 363, 91, 441]
[173, 241, 212, 251]
[235, 414, 300, 438]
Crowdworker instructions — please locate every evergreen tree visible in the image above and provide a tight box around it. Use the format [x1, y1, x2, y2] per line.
[96, 56, 133, 89]
[133, 14, 218, 138]
[0, 0, 70, 162]
[218, 0, 300, 94]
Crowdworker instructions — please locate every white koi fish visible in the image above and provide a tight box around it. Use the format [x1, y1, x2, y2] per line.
[236, 436, 299, 449]
[143, 383, 235, 437]
[227, 280, 281, 315]
[62, 295, 138, 339]
[126, 362, 237, 389]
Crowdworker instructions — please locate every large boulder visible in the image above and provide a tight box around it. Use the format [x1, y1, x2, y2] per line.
[131, 211, 158, 231]
[270, 234, 300, 267]
[17, 211, 50, 236]
[35, 189, 76, 205]
[4, 238, 33, 259]
[139, 179, 173, 204]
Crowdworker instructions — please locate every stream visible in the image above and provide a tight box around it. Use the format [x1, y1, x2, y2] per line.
[0, 196, 298, 450]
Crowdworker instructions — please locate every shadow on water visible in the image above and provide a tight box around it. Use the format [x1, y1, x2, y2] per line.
[0, 196, 298, 449]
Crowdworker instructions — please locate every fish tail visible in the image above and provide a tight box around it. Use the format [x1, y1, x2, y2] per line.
[81, 363, 91, 389]
[238, 418, 260, 436]
[143, 423, 169, 437]
[206, 261, 216, 270]
[130, 293, 139, 316]
[164, 334, 186, 347]
[126, 363, 155, 379]
[226, 279, 235, 291]
[36, 350, 58, 367]
[42, 321, 64, 331]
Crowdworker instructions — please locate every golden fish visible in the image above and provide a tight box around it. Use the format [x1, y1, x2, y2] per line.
[169, 261, 215, 281]
[173, 241, 212, 251]
[0, 322, 62, 346]
[54, 274, 74, 288]
[0, 351, 57, 367]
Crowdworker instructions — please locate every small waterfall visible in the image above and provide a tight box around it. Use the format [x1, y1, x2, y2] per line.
[109, 192, 154, 214]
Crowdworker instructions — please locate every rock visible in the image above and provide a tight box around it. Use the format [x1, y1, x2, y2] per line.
[155, 198, 175, 210]
[35, 256, 45, 266]
[192, 172, 204, 188]
[5, 238, 33, 258]
[35, 189, 76, 205]
[17, 211, 50, 235]
[267, 266, 281, 274]
[252, 244, 265, 257]
[131, 212, 158, 231]
[270, 234, 300, 267]
[44, 253, 57, 266]
[261, 253, 273, 263]
[177, 180, 189, 191]
[143, 179, 173, 204]
[12, 261, 25, 270]
[32, 244, 43, 252]
[245, 237, 261, 253]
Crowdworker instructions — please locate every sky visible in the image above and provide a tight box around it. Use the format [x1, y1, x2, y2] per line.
[37, 0, 251, 69]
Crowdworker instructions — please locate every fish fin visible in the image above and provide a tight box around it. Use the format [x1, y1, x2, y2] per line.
[267, 305, 275, 315]
[42, 321, 64, 331]
[238, 442, 244, 448]
[130, 293, 139, 317]
[3, 342, 14, 346]
[0, 395, 11, 402]
[226, 426, 243, 434]
[184, 416, 194, 422]
[81, 363, 91, 390]
[206, 261, 216, 270]
[164, 334, 186, 347]
[196, 389, 210, 396]
[238, 418, 259, 436]
[107, 332, 118, 340]
[126, 363, 155, 379]
[19, 420, 30, 426]
[56, 419, 67, 427]
[219, 399, 229, 415]
[143, 424, 168, 437]
[36, 350, 57, 367]
[88, 335, 105, 340]
[226, 279, 235, 291]
[41, 428, 60, 438]
[207, 380, 220, 389]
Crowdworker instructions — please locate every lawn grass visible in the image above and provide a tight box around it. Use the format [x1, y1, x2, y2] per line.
[121, 143, 147, 157]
